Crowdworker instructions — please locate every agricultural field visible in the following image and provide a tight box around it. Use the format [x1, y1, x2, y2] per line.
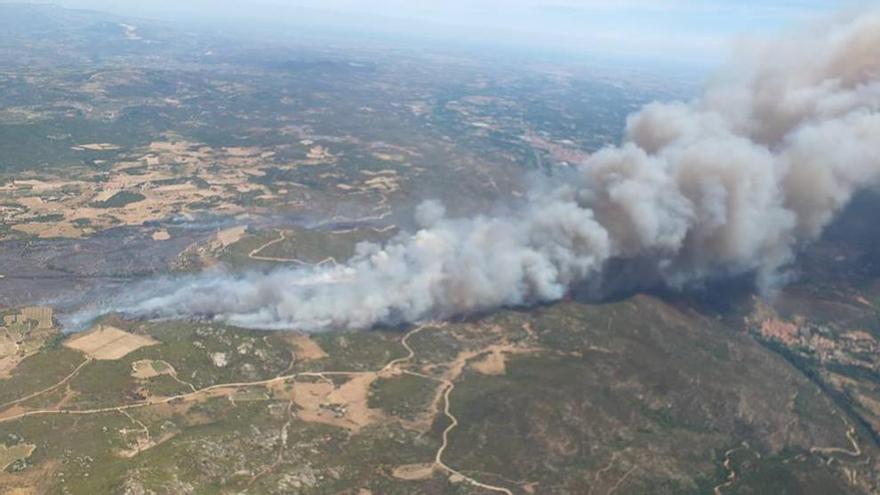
[0, 3, 879, 495]
[0, 293, 875, 493]
[0, 2, 671, 245]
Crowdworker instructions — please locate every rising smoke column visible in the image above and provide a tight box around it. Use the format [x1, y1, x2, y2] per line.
[117, 10, 880, 331]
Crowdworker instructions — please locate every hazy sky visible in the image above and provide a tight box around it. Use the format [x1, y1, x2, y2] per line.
[40, 0, 868, 67]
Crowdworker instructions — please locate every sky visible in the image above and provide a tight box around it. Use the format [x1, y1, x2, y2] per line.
[36, 0, 870, 68]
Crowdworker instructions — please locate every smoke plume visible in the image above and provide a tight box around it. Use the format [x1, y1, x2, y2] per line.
[110, 10, 880, 331]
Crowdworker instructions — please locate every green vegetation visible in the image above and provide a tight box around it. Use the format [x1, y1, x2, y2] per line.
[0, 299, 871, 494]
[89, 191, 145, 208]
[218, 226, 396, 269]
[0, 348, 84, 405]
[309, 330, 407, 373]
[732, 454, 860, 495]
[369, 373, 438, 421]
[28, 213, 64, 222]
[150, 360, 170, 373]
[0, 4, 877, 492]
[0, 443, 35, 470]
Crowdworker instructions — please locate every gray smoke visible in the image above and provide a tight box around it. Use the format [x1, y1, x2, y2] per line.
[110, 10, 880, 331]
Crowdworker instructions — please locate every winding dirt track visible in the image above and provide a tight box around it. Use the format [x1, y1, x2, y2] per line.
[712, 446, 744, 495]
[433, 377, 513, 494]
[810, 425, 862, 457]
[247, 230, 336, 266]
[0, 357, 92, 411]
[388, 325, 514, 494]
[0, 324, 515, 494]
[713, 421, 863, 495]
[248, 230, 293, 262]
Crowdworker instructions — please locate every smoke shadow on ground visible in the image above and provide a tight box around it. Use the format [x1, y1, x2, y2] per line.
[569, 190, 880, 320]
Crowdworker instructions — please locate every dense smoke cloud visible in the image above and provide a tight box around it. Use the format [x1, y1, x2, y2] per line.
[110, 10, 880, 331]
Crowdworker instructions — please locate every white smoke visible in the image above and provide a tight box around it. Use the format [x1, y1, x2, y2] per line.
[110, 10, 880, 331]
